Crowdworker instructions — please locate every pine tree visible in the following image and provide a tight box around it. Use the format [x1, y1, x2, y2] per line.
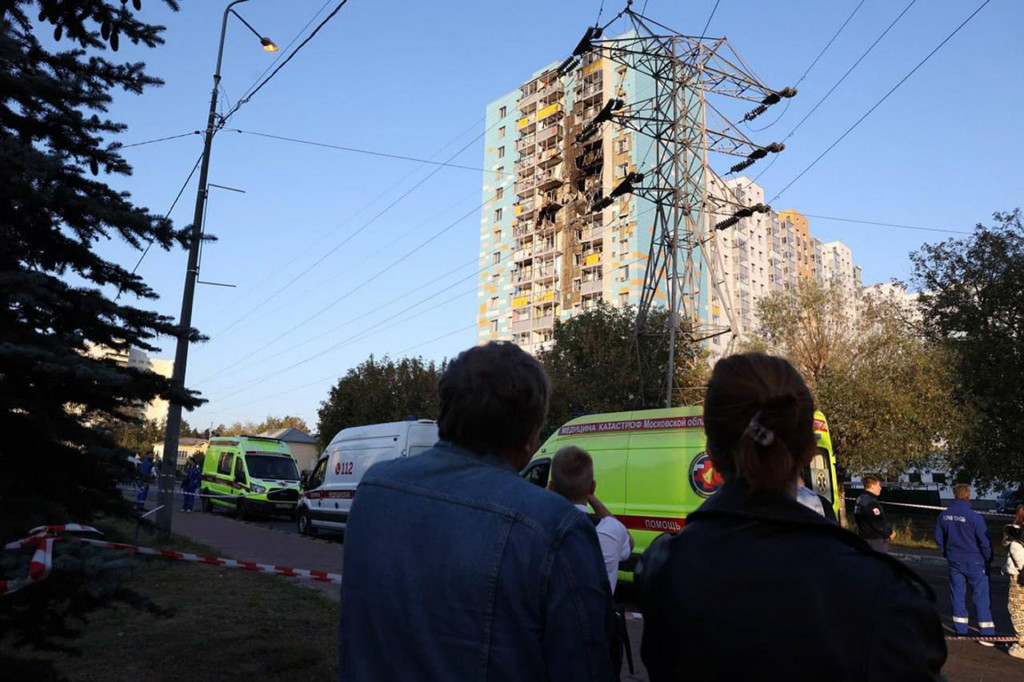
[0, 1, 201, 532]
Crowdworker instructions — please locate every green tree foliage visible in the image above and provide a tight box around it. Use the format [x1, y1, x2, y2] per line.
[215, 414, 311, 437]
[750, 280, 964, 476]
[111, 418, 164, 456]
[316, 356, 444, 448]
[1, 0, 199, 524]
[911, 210, 1024, 487]
[537, 303, 709, 435]
[0, 0, 195, 669]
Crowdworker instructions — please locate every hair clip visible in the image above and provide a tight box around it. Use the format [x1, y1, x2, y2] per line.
[745, 413, 775, 447]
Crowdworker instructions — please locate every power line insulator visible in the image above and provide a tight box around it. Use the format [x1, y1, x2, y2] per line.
[557, 26, 604, 77]
[742, 86, 797, 122]
[714, 202, 771, 230]
[727, 141, 785, 174]
[591, 171, 643, 212]
[576, 97, 625, 143]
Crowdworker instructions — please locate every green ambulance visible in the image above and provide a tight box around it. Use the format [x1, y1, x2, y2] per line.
[522, 406, 839, 580]
[201, 436, 302, 519]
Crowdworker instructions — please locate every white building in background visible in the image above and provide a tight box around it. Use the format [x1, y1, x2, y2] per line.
[86, 345, 173, 423]
[706, 177, 865, 353]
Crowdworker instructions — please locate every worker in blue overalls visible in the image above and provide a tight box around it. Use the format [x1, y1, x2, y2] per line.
[935, 483, 995, 642]
[136, 454, 154, 511]
[180, 457, 201, 512]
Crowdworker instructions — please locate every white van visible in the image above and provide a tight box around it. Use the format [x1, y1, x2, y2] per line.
[296, 419, 438, 535]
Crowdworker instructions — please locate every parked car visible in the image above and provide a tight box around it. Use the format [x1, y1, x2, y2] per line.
[996, 487, 1024, 514]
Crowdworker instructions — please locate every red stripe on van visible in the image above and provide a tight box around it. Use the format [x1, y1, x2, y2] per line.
[558, 415, 703, 436]
[303, 490, 355, 500]
[617, 515, 687, 534]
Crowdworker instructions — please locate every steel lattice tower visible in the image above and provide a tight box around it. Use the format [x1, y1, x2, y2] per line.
[563, 4, 794, 405]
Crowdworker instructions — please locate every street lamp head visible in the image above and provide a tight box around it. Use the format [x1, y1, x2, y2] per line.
[261, 37, 278, 52]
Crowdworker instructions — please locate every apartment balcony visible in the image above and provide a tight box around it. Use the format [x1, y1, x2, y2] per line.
[515, 199, 536, 216]
[512, 247, 533, 262]
[581, 279, 603, 295]
[533, 240, 557, 258]
[537, 147, 561, 168]
[514, 156, 535, 173]
[536, 167, 563, 190]
[518, 89, 541, 111]
[533, 315, 555, 330]
[536, 124, 561, 145]
[582, 252, 602, 268]
[511, 318, 532, 334]
[514, 177, 537, 194]
[512, 269, 533, 284]
[536, 102, 563, 123]
[515, 133, 537, 153]
[538, 80, 564, 100]
[534, 267, 556, 283]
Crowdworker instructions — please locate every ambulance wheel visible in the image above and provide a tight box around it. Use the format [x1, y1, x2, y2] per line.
[202, 494, 212, 513]
[236, 498, 248, 521]
[297, 510, 316, 536]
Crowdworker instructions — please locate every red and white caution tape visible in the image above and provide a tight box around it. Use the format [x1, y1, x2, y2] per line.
[844, 498, 1013, 517]
[1, 524, 340, 597]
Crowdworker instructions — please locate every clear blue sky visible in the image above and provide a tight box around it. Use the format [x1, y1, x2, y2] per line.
[97, 0, 1023, 433]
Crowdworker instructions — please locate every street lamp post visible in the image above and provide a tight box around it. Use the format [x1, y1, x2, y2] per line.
[156, 0, 275, 535]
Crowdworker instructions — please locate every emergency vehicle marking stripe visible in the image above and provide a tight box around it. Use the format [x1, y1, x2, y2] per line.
[616, 515, 687, 534]
[303, 490, 355, 500]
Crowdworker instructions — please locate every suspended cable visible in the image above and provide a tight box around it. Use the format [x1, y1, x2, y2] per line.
[698, 0, 722, 39]
[204, 122, 494, 341]
[752, 0, 917, 181]
[800, 213, 971, 235]
[220, 0, 350, 126]
[200, 117, 487, 325]
[228, 129, 513, 175]
[768, 0, 992, 203]
[197, 200, 484, 384]
[115, 131, 200, 149]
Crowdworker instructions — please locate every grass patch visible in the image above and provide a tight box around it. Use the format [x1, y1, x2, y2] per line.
[2, 518, 338, 681]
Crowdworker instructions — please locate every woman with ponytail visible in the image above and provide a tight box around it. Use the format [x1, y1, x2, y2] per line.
[637, 353, 946, 681]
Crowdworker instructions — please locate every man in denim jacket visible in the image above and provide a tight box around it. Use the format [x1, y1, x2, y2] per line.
[340, 342, 616, 681]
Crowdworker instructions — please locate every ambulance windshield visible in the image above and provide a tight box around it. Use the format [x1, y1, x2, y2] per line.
[245, 454, 299, 481]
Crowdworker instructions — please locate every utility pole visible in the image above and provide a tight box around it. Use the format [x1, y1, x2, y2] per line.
[155, 1, 276, 535]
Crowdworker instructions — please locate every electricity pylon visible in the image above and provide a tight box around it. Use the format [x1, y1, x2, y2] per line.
[564, 4, 794, 406]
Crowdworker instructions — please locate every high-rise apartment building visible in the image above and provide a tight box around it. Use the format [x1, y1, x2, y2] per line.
[86, 345, 173, 423]
[479, 60, 864, 356]
[706, 178, 863, 352]
[478, 51, 660, 354]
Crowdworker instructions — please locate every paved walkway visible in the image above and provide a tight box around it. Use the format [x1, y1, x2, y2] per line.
[169, 509, 344, 601]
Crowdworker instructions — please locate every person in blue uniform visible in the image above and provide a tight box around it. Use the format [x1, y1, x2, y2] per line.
[180, 457, 201, 512]
[935, 484, 995, 641]
[136, 454, 153, 511]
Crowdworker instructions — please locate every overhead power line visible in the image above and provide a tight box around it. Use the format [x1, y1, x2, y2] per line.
[752, 0, 915, 178]
[220, 0, 350, 126]
[800, 213, 971, 235]
[199, 257, 482, 387]
[232, 0, 334, 106]
[197, 199, 484, 385]
[207, 283, 479, 404]
[768, 0, 992, 204]
[199, 117, 487, 325]
[116, 131, 200, 149]
[229, 129, 513, 176]
[204, 122, 495, 342]
[699, 0, 722, 39]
